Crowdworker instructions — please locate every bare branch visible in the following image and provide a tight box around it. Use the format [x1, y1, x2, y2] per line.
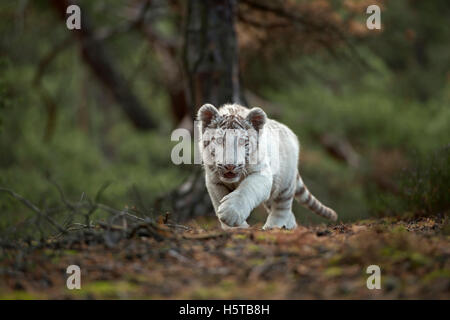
[0, 188, 65, 234]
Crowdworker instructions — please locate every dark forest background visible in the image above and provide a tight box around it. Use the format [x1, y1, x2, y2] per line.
[0, 0, 449, 239]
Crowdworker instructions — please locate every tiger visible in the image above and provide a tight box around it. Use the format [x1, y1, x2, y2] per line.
[197, 103, 337, 230]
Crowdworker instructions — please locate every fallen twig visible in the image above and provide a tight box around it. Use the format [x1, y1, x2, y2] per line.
[182, 232, 229, 240]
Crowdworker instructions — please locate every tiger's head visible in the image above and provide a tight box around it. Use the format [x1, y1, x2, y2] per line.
[197, 104, 267, 183]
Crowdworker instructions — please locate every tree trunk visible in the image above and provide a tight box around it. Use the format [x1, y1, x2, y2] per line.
[184, 0, 243, 117]
[170, 0, 243, 221]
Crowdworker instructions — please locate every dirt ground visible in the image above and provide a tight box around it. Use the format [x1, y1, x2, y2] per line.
[1, 216, 449, 299]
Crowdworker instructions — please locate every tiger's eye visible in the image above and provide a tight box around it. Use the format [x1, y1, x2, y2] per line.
[216, 137, 223, 144]
[238, 137, 246, 146]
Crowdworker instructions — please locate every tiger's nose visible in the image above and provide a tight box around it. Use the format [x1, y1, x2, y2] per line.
[224, 164, 236, 171]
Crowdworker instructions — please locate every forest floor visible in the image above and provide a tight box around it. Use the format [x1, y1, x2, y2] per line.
[0, 215, 449, 299]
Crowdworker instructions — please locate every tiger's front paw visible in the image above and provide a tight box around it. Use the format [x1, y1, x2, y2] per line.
[217, 194, 249, 227]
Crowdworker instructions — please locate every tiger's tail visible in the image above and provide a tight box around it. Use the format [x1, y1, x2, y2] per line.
[294, 174, 338, 221]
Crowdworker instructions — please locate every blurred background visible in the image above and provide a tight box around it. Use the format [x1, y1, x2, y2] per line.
[0, 0, 448, 238]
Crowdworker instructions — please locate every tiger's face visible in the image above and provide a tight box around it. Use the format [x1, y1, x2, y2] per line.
[203, 127, 251, 183]
[198, 104, 267, 183]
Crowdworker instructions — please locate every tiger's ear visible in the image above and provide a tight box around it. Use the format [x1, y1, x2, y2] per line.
[197, 104, 220, 129]
[246, 107, 267, 131]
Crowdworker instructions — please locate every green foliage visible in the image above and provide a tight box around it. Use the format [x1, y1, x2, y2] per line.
[367, 0, 450, 100]
[383, 146, 450, 217]
[257, 50, 449, 222]
[0, 52, 187, 236]
[0, 59, 13, 135]
[0, 1, 190, 237]
[402, 146, 450, 216]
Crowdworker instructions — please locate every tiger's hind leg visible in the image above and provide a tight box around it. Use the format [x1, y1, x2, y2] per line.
[262, 184, 297, 230]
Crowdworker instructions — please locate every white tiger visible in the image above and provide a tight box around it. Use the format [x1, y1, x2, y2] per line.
[197, 103, 337, 230]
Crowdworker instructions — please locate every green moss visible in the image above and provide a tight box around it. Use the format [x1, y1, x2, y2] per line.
[380, 247, 431, 268]
[391, 225, 408, 234]
[255, 234, 276, 242]
[248, 258, 265, 266]
[324, 267, 343, 277]
[422, 269, 450, 283]
[328, 254, 343, 266]
[233, 234, 247, 240]
[190, 286, 233, 300]
[247, 244, 262, 252]
[63, 249, 79, 256]
[0, 290, 42, 300]
[67, 281, 139, 299]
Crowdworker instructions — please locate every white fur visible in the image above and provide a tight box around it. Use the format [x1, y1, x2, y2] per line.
[198, 103, 302, 230]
